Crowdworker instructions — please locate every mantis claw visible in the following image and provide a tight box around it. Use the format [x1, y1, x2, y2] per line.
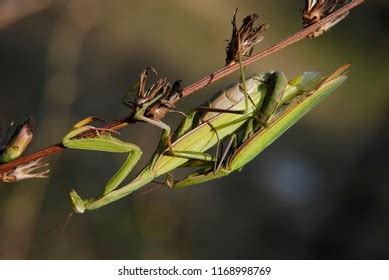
[81, 126, 119, 137]
[72, 116, 105, 129]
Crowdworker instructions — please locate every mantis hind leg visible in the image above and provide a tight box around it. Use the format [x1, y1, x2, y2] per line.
[169, 134, 238, 188]
[214, 134, 237, 174]
[236, 41, 259, 114]
[173, 165, 230, 189]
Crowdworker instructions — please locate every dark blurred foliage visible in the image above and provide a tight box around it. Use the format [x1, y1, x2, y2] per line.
[0, 0, 388, 259]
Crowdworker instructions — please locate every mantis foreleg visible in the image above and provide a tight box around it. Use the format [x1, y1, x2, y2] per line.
[62, 117, 142, 212]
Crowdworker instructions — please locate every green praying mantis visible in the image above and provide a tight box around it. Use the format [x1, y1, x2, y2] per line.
[174, 64, 350, 188]
[63, 64, 349, 213]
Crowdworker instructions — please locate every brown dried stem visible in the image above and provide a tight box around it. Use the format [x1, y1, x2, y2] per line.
[0, 0, 364, 176]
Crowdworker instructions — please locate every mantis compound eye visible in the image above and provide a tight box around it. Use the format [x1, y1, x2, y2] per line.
[69, 190, 86, 214]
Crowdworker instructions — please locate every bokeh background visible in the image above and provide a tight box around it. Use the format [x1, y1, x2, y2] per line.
[0, 0, 388, 259]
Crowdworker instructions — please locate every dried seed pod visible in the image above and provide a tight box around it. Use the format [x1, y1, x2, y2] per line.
[123, 67, 183, 120]
[225, 9, 269, 65]
[302, 0, 351, 38]
[0, 118, 34, 163]
[0, 158, 49, 183]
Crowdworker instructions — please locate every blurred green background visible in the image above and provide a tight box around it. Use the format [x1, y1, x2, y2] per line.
[0, 0, 388, 259]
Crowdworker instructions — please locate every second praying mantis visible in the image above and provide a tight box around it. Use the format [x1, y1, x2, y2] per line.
[62, 63, 349, 213]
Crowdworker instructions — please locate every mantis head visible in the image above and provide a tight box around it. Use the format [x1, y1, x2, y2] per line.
[69, 190, 86, 214]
